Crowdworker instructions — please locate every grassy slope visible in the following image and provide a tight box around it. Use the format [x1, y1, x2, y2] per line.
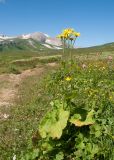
[71, 42, 114, 60]
[1, 42, 114, 74]
[0, 39, 47, 52]
[0, 42, 114, 159]
[0, 51, 61, 74]
[2, 41, 114, 78]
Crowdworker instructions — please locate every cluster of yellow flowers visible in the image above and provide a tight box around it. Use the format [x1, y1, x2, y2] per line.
[57, 28, 80, 40]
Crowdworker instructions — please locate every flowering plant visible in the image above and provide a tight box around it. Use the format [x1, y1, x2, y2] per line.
[57, 28, 80, 58]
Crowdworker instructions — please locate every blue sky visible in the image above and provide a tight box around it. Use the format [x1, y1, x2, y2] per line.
[0, 0, 114, 47]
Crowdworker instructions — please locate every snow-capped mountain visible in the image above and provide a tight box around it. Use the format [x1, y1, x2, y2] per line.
[19, 32, 48, 42]
[19, 32, 62, 47]
[0, 34, 14, 41]
[0, 32, 62, 51]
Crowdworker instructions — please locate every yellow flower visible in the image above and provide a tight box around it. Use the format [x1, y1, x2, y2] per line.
[102, 67, 105, 70]
[62, 28, 74, 38]
[57, 32, 69, 39]
[109, 96, 113, 100]
[65, 76, 72, 81]
[57, 34, 64, 39]
[63, 33, 69, 39]
[73, 32, 80, 37]
[63, 28, 74, 35]
[57, 28, 80, 41]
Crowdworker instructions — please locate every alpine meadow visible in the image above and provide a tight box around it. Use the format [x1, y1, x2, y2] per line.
[0, 0, 114, 160]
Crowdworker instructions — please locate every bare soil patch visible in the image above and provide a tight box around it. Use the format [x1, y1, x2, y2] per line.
[0, 63, 57, 119]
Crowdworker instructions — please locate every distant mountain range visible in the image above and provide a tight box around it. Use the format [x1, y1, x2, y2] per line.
[0, 32, 62, 52]
[0, 32, 114, 54]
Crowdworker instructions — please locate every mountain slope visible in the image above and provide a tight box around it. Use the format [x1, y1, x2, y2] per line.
[75, 42, 114, 54]
[0, 32, 62, 52]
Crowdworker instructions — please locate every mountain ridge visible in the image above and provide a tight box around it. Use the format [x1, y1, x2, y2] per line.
[0, 32, 62, 52]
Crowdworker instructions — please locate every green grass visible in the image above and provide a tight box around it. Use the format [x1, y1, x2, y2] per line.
[0, 65, 58, 160]
[0, 41, 114, 74]
[0, 39, 47, 52]
[0, 51, 61, 74]
[29, 58, 114, 160]
[0, 42, 114, 159]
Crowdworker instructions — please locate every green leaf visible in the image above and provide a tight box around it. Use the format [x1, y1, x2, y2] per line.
[90, 124, 102, 137]
[39, 101, 69, 139]
[42, 142, 53, 152]
[77, 141, 85, 150]
[31, 149, 39, 159]
[70, 110, 95, 127]
[55, 152, 64, 160]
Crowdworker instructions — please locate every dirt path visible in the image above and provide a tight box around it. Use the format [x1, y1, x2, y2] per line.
[0, 63, 57, 119]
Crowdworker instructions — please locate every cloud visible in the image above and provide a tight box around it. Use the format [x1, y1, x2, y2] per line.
[0, 0, 5, 3]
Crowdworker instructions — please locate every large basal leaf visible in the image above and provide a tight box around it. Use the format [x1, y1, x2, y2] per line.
[39, 101, 69, 139]
[70, 110, 95, 127]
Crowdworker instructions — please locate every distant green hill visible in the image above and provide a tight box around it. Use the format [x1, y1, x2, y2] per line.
[0, 38, 52, 53]
[75, 42, 114, 54]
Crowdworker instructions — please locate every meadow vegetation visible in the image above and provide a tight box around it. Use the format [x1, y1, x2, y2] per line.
[33, 58, 114, 160]
[0, 29, 114, 159]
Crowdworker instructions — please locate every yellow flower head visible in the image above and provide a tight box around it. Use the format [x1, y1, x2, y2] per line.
[57, 28, 80, 42]
[109, 96, 113, 100]
[73, 32, 80, 37]
[62, 33, 68, 39]
[57, 34, 64, 39]
[65, 76, 72, 81]
[63, 28, 74, 34]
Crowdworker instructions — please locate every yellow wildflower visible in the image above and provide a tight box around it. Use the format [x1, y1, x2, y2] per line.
[63, 33, 69, 39]
[57, 32, 69, 39]
[73, 32, 80, 37]
[57, 28, 80, 41]
[102, 67, 105, 70]
[65, 76, 72, 81]
[109, 96, 113, 100]
[57, 34, 64, 39]
[63, 28, 74, 35]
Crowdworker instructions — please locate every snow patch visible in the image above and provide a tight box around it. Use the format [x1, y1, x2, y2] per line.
[42, 43, 62, 50]
[54, 46, 62, 50]
[42, 44, 53, 49]
[0, 35, 14, 40]
[9, 39, 14, 42]
[46, 38, 62, 46]
[28, 40, 37, 48]
[44, 33, 50, 38]
[22, 34, 31, 39]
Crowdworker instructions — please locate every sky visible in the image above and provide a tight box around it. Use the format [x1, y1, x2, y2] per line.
[0, 0, 114, 47]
